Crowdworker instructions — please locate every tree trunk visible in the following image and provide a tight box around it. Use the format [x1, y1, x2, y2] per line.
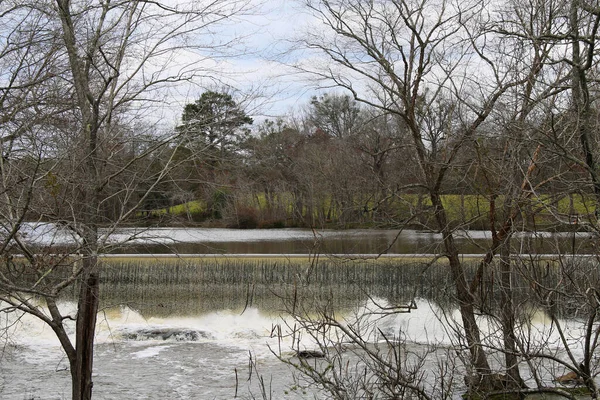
[72, 266, 99, 400]
[570, 0, 600, 216]
[431, 193, 492, 382]
[55, 3, 103, 396]
[499, 239, 524, 388]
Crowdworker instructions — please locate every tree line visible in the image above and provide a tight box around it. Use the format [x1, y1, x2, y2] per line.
[142, 89, 574, 231]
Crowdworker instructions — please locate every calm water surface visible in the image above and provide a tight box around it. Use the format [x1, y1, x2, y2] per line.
[19, 223, 597, 254]
[115, 228, 599, 255]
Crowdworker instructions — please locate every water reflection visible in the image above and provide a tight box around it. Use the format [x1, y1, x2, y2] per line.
[16, 223, 599, 255]
[110, 228, 599, 255]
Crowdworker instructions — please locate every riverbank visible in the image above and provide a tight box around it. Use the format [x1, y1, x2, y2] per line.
[136, 193, 597, 232]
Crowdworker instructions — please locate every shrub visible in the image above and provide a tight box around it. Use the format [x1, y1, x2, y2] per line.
[258, 219, 286, 229]
[230, 206, 258, 229]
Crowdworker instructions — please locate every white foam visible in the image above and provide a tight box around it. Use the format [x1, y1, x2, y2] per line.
[131, 345, 172, 358]
[7, 297, 589, 370]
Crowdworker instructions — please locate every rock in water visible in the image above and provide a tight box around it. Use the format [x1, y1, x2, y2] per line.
[296, 350, 325, 359]
[120, 328, 212, 341]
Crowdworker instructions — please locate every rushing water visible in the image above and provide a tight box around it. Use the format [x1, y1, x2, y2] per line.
[1, 260, 452, 400]
[1, 303, 314, 399]
[2, 227, 598, 399]
[2, 295, 461, 400]
[1, 293, 587, 399]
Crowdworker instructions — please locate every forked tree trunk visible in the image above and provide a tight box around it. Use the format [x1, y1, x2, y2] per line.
[56, 1, 103, 396]
[430, 193, 492, 382]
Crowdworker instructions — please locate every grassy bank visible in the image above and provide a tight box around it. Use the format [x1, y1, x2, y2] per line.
[140, 193, 597, 230]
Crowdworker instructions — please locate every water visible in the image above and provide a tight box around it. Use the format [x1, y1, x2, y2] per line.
[0, 305, 299, 399]
[1, 258, 591, 400]
[106, 228, 600, 255]
[11, 223, 599, 254]
[1, 294, 586, 399]
[2, 227, 598, 399]
[0, 297, 455, 400]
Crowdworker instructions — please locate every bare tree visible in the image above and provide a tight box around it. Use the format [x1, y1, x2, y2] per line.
[292, 0, 528, 391]
[283, 0, 597, 397]
[0, 1, 254, 399]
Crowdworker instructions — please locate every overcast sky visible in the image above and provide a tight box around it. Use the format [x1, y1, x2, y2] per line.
[156, 1, 323, 126]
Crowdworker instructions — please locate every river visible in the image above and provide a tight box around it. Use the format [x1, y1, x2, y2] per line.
[13, 224, 598, 255]
[2, 297, 456, 399]
[1, 227, 596, 399]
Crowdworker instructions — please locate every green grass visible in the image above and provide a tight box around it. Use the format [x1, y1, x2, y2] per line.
[149, 200, 206, 217]
[169, 200, 205, 214]
[548, 193, 596, 215]
[144, 192, 598, 228]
